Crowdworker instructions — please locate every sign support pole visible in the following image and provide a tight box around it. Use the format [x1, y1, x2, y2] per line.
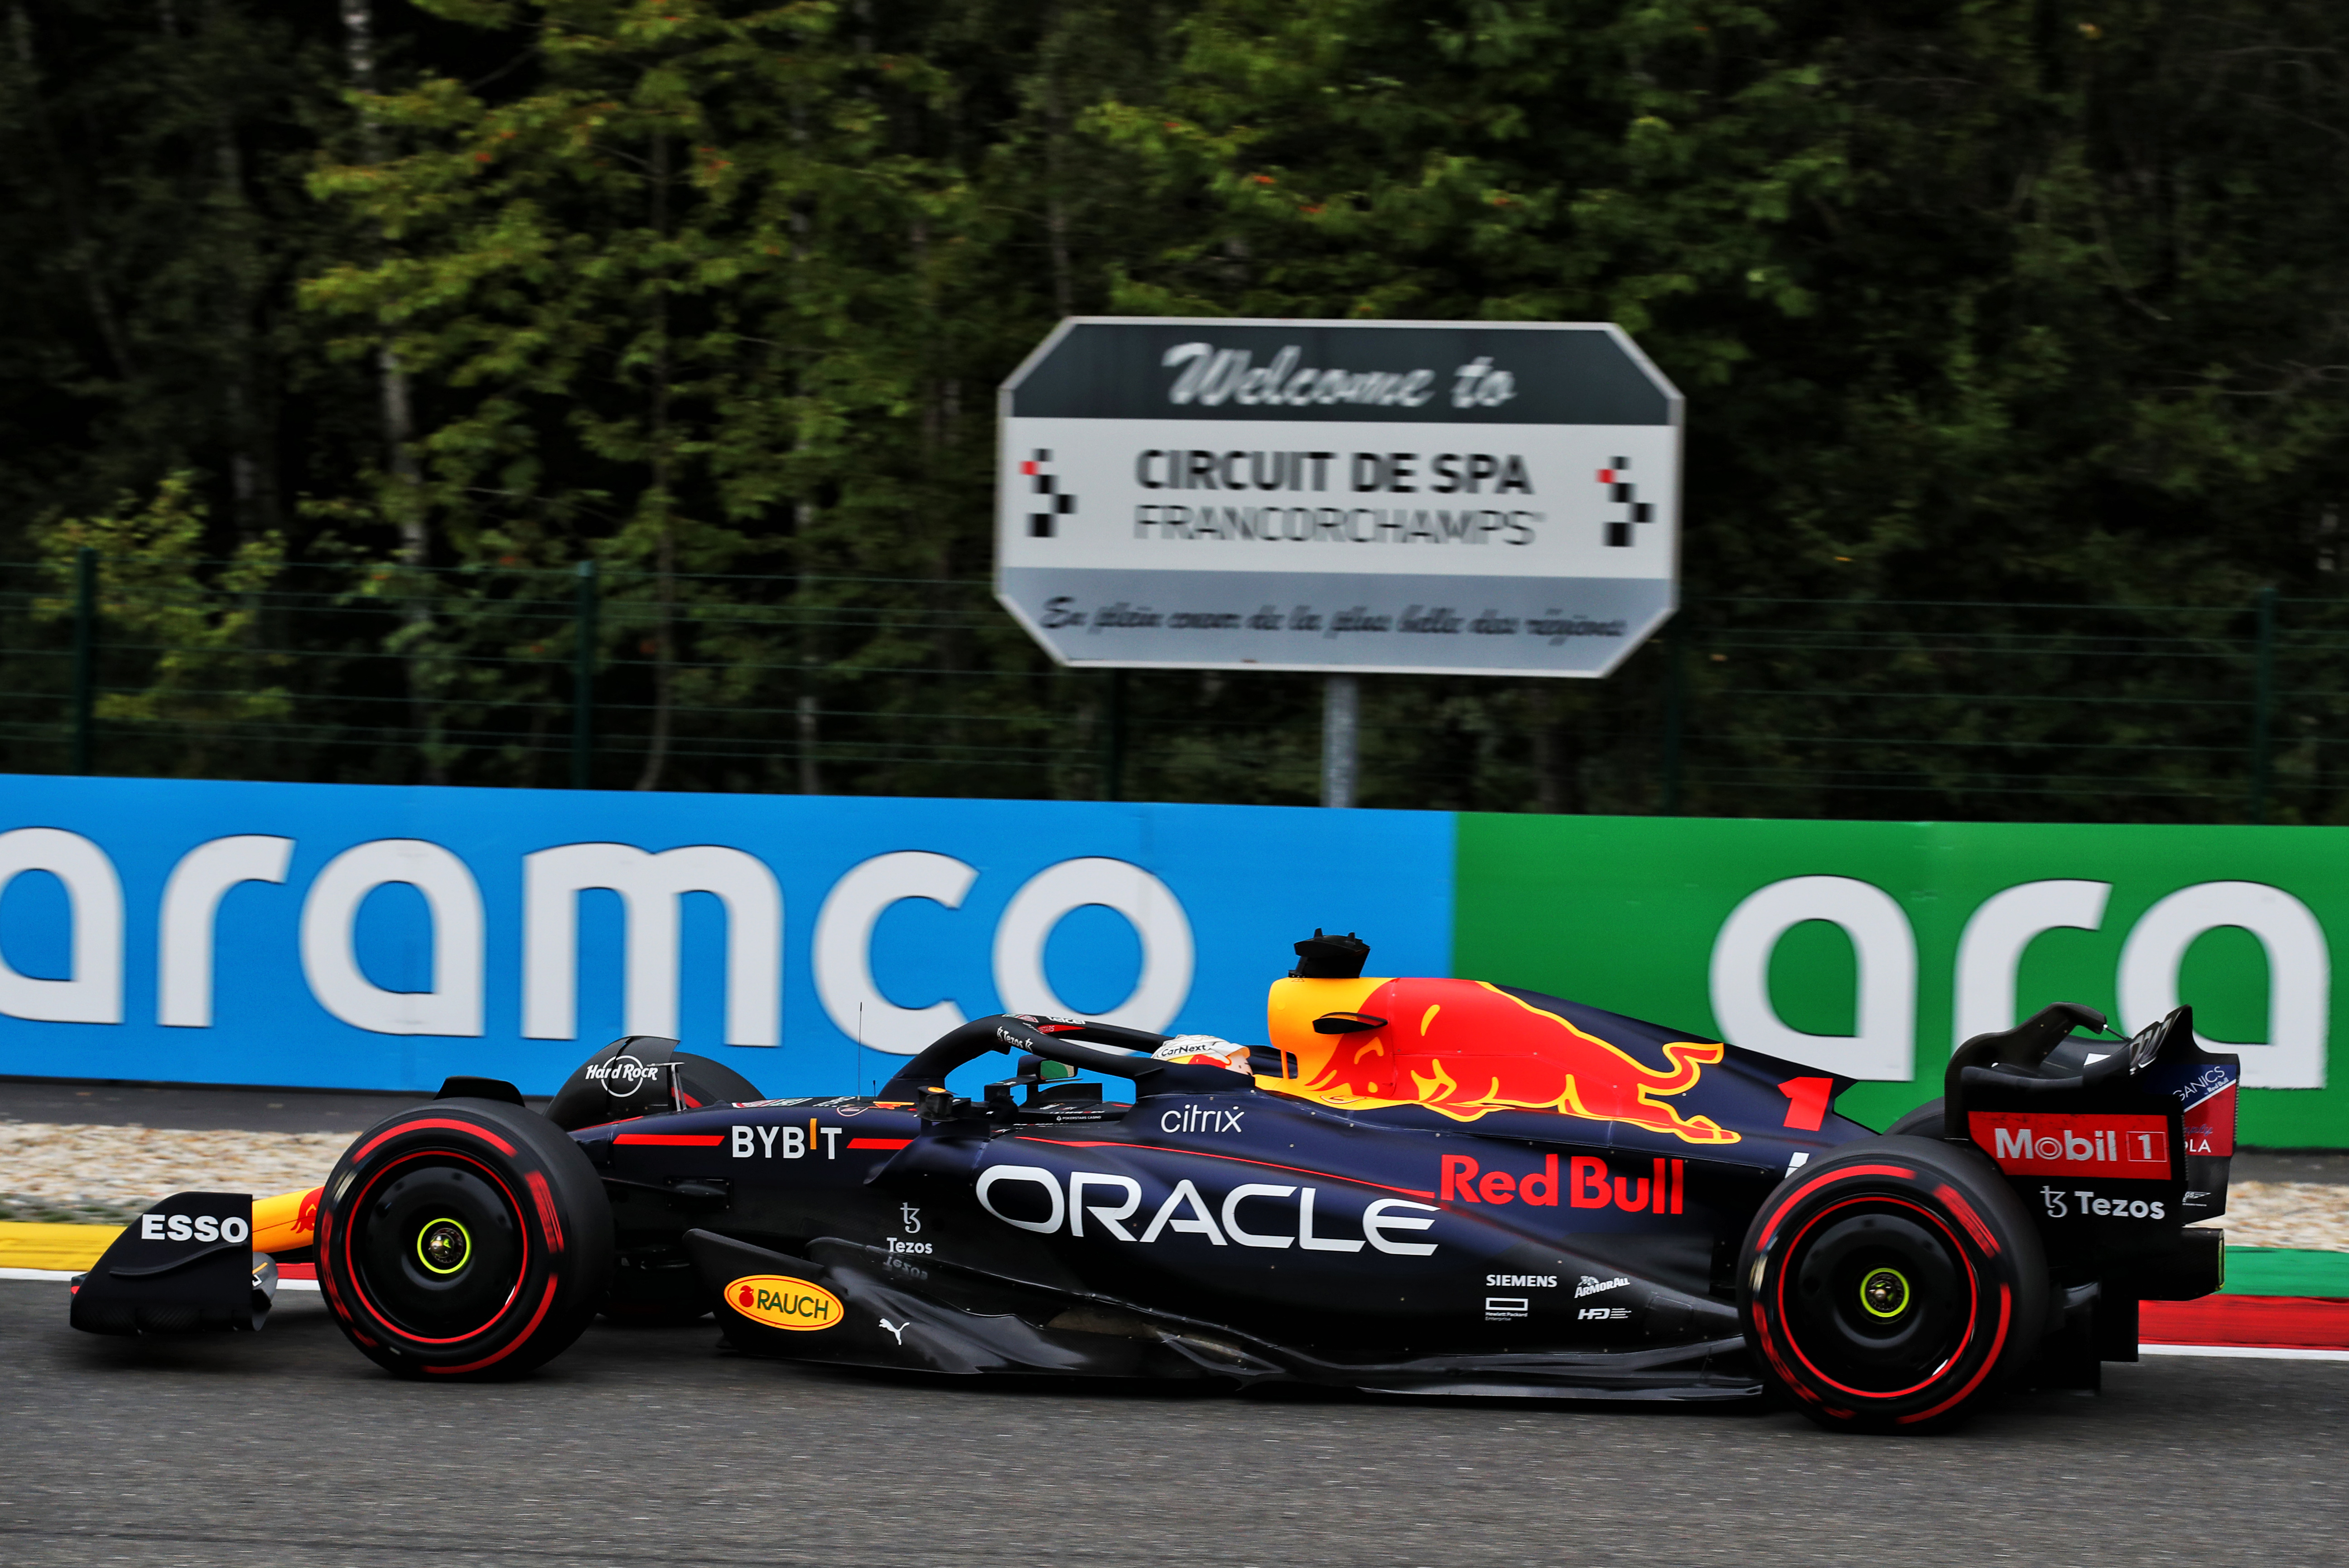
[1100, 668, 1128, 802]
[1322, 673, 1359, 808]
[2250, 584, 2277, 825]
[1662, 627, 1687, 815]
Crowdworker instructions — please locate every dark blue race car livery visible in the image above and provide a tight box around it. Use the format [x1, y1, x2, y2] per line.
[73, 930, 2238, 1431]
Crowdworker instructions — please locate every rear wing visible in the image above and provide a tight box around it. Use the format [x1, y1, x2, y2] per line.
[1948, 1003, 2236, 1303]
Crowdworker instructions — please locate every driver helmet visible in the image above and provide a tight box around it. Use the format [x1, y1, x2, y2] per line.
[1152, 1035, 1253, 1073]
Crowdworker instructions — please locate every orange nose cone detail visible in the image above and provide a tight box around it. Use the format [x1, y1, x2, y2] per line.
[1265, 976, 1739, 1145]
[251, 1184, 327, 1254]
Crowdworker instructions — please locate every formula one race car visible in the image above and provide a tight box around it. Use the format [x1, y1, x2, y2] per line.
[70, 930, 2240, 1431]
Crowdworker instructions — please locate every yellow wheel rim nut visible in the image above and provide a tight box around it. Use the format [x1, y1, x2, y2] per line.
[1859, 1265, 1910, 1319]
[416, 1217, 472, 1276]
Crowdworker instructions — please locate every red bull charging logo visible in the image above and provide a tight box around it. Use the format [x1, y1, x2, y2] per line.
[1265, 976, 1740, 1145]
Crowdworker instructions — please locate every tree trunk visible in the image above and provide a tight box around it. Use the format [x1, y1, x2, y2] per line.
[209, 93, 267, 545]
[635, 132, 676, 791]
[10, 3, 136, 384]
[338, 0, 443, 781]
[793, 490, 822, 795]
[1041, 65, 1074, 317]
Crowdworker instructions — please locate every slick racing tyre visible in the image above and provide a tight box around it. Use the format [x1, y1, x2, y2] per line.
[1882, 1097, 1946, 1139]
[317, 1098, 613, 1380]
[1739, 1135, 2045, 1433]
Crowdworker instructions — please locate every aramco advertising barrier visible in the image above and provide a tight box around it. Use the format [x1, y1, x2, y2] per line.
[0, 773, 2341, 1144]
[0, 775, 1452, 1101]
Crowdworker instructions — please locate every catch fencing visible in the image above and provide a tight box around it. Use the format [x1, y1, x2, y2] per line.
[0, 553, 2332, 824]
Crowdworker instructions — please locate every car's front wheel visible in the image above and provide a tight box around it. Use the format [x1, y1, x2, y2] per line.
[317, 1098, 613, 1379]
[1739, 1135, 2045, 1432]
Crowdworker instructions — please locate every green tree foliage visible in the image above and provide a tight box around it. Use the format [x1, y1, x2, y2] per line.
[0, 0, 358, 533]
[2, 0, 2348, 816]
[34, 472, 292, 773]
[298, 0, 1171, 791]
[1091, 0, 2349, 816]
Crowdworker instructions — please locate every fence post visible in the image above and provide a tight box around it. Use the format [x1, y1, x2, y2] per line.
[2250, 584, 2277, 825]
[1101, 668, 1127, 802]
[70, 546, 96, 774]
[571, 559, 598, 789]
[1661, 622, 1686, 815]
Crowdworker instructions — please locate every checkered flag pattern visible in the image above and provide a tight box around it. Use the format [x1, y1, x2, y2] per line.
[1596, 455, 1654, 548]
[1021, 449, 1076, 538]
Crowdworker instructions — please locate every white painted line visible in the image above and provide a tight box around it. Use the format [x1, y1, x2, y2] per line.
[0, 1266, 318, 1291]
[2141, 1342, 2349, 1361]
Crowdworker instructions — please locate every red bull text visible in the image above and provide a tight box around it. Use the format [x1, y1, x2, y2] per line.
[1440, 1153, 1687, 1213]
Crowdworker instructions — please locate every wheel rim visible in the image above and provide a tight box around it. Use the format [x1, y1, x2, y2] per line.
[349, 1154, 526, 1341]
[1778, 1197, 1976, 1397]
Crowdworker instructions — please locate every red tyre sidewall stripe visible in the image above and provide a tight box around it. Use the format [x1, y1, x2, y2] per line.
[426, 1279, 561, 1376]
[1755, 1163, 1915, 1251]
[525, 1170, 564, 1257]
[336, 1147, 532, 1349]
[1746, 1301, 1815, 1404]
[314, 1206, 344, 1315]
[1898, 1283, 2013, 1426]
[1772, 1193, 1981, 1403]
[354, 1117, 517, 1164]
[1933, 1182, 2000, 1258]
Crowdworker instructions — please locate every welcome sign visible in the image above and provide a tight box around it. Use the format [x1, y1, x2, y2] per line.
[995, 319, 1683, 677]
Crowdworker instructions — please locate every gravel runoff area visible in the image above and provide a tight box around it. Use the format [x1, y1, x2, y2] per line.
[0, 1079, 494, 1221]
[1, 1114, 2345, 1248]
[0, 1123, 351, 1222]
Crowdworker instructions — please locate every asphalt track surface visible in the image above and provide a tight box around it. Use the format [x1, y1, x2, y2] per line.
[4, 1280, 2345, 1568]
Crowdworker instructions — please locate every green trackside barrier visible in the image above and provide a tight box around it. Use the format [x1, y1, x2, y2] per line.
[1452, 814, 2349, 1145]
[2225, 1249, 2349, 1298]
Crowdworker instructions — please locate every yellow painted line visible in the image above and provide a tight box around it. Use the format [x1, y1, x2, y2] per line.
[0, 1221, 123, 1273]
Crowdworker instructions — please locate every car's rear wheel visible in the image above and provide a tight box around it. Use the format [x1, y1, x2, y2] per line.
[1882, 1097, 1945, 1139]
[318, 1098, 613, 1379]
[1740, 1135, 2045, 1432]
